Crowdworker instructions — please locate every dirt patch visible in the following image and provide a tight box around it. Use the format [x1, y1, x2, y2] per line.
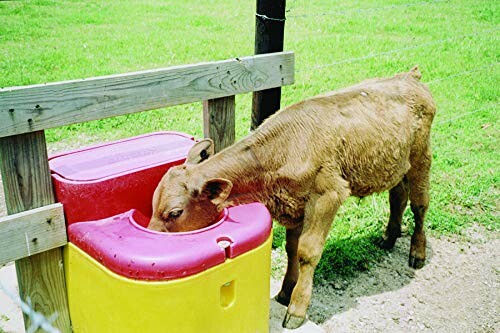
[271, 227, 499, 332]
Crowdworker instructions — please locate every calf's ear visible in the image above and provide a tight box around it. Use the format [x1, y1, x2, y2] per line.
[186, 138, 215, 165]
[201, 178, 233, 206]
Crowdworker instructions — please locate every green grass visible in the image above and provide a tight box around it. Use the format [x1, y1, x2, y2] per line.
[1, 0, 498, 280]
[0, 314, 9, 333]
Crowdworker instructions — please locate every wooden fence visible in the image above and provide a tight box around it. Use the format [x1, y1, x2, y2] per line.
[0, 50, 294, 332]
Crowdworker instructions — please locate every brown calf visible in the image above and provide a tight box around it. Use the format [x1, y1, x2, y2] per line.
[149, 66, 436, 329]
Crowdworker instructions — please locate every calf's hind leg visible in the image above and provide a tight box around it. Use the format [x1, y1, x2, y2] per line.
[379, 175, 409, 249]
[407, 148, 431, 269]
[275, 225, 303, 306]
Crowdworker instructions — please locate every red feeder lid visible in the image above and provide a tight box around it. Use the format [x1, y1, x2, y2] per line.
[49, 131, 195, 181]
[68, 203, 272, 281]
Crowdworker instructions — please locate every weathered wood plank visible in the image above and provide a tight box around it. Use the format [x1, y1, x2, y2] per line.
[0, 52, 294, 138]
[0, 203, 67, 266]
[0, 131, 71, 332]
[203, 96, 236, 153]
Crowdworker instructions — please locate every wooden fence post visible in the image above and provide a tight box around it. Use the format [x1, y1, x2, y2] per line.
[0, 131, 71, 332]
[251, 0, 287, 130]
[203, 96, 236, 153]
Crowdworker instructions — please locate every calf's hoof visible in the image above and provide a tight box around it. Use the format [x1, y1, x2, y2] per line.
[377, 237, 397, 250]
[275, 291, 291, 306]
[409, 255, 425, 269]
[282, 312, 305, 329]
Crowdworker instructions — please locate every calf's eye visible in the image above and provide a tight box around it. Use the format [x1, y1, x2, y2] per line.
[168, 209, 183, 219]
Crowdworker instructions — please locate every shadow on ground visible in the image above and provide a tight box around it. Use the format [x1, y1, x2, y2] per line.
[272, 233, 434, 325]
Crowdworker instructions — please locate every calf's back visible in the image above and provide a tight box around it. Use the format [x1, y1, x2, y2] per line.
[247, 68, 436, 199]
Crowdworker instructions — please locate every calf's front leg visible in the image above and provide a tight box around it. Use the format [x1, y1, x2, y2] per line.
[282, 191, 345, 329]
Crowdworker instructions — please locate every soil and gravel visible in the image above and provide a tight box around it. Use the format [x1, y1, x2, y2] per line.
[0, 140, 498, 332]
[270, 226, 499, 333]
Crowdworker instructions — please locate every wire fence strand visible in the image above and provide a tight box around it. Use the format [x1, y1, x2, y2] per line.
[435, 106, 497, 126]
[0, 281, 60, 333]
[288, 0, 449, 18]
[296, 29, 499, 72]
[427, 62, 499, 84]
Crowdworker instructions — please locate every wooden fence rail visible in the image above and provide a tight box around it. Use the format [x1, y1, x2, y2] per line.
[0, 203, 66, 266]
[0, 52, 294, 139]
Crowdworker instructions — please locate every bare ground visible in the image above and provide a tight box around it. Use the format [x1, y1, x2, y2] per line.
[0, 139, 498, 332]
[271, 226, 499, 333]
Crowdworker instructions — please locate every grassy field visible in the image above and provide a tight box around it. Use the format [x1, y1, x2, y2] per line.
[1, 0, 498, 280]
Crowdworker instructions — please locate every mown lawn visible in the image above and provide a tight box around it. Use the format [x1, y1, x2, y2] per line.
[1, 0, 498, 280]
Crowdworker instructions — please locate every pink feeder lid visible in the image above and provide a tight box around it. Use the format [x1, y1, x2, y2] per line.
[49, 132, 195, 181]
[68, 203, 272, 281]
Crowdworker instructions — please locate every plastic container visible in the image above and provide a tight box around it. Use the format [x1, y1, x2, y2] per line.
[51, 132, 273, 333]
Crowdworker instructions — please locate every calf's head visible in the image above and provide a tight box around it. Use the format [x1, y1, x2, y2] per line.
[148, 139, 233, 232]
